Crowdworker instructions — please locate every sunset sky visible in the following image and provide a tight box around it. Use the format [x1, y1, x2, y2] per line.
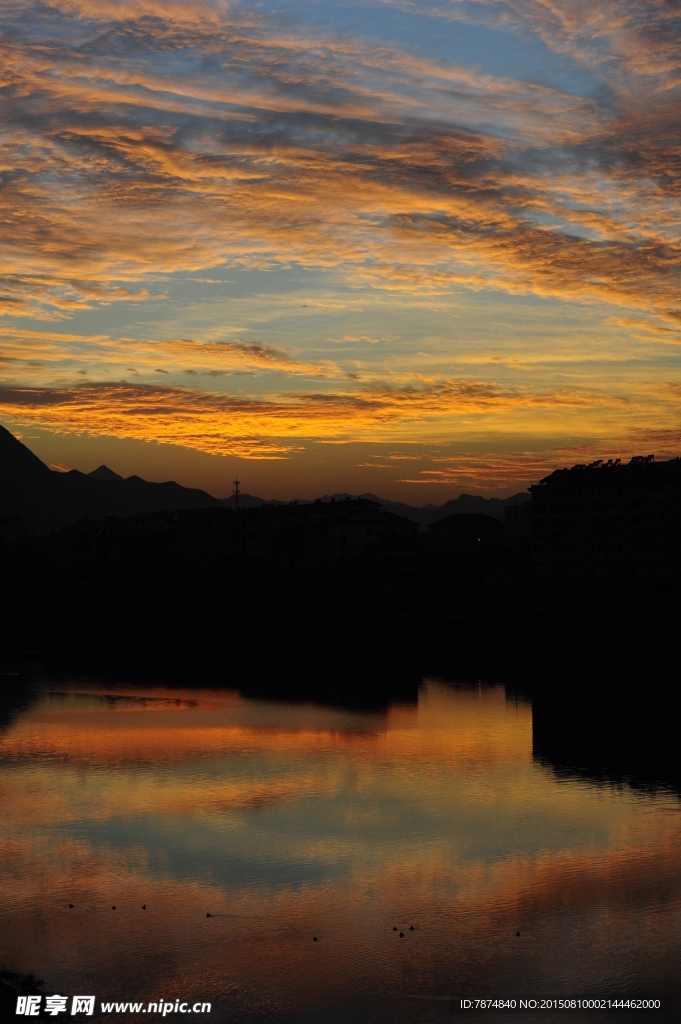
[1, 0, 680, 500]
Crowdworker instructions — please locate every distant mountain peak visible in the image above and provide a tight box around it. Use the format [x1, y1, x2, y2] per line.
[88, 465, 124, 482]
[1, 422, 531, 536]
[1, 424, 220, 535]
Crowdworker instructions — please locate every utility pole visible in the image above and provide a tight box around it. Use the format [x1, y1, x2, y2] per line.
[233, 478, 240, 510]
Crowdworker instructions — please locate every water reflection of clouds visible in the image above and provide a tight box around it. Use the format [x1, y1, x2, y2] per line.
[0, 683, 679, 1017]
[0, 685, 677, 875]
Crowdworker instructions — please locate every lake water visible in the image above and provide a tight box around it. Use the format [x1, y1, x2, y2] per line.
[0, 682, 679, 1021]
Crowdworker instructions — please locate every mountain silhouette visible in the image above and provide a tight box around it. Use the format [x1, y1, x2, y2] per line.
[88, 465, 124, 482]
[357, 492, 528, 525]
[1, 423, 530, 535]
[0, 424, 220, 534]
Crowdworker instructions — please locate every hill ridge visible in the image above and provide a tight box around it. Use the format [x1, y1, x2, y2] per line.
[1, 424, 529, 535]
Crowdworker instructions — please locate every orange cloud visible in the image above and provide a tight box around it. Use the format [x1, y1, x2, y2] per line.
[0, 1, 678, 327]
[0, 0, 679, 481]
[4, 376, 677, 460]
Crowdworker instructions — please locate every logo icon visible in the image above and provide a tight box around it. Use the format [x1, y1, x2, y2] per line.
[15, 996, 41, 1016]
[45, 996, 69, 1016]
[71, 997, 96, 1016]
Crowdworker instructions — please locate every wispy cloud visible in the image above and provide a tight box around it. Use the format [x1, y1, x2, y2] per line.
[1, 374, 678, 462]
[0, 0, 679, 481]
[0, 1, 678, 322]
[0, 326, 318, 378]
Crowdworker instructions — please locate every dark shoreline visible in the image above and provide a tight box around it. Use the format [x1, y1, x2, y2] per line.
[2, 570, 680, 795]
[1, 558, 678, 680]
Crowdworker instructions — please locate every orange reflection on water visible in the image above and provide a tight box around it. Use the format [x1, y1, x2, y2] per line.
[0, 684, 529, 766]
[0, 683, 679, 1021]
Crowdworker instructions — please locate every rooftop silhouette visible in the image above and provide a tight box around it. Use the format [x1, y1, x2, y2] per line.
[532, 455, 681, 575]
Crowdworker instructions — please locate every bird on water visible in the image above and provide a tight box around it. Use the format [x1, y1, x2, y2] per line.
[399, 932, 404, 938]
[516, 930, 520, 937]
[69, 904, 73, 909]
[112, 906, 116, 910]
[206, 913, 212, 918]
[313, 937, 317, 942]
[142, 905, 146, 910]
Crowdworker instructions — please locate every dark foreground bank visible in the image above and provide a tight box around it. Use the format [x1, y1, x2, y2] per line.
[2, 485, 679, 796]
[1, 553, 680, 795]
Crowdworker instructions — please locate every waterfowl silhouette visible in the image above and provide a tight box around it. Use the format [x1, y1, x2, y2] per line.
[409, 925, 414, 931]
[206, 913, 212, 918]
[69, 904, 73, 909]
[399, 932, 404, 938]
[313, 937, 317, 942]
[112, 906, 116, 910]
[392, 926, 398, 931]
[516, 930, 520, 937]
[142, 905, 146, 910]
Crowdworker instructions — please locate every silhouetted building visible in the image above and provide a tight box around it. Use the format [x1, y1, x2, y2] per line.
[234, 497, 393, 566]
[425, 513, 505, 578]
[0, 514, 28, 546]
[531, 456, 681, 575]
[504, 501, 532, 547]
[27, 498, 420, 586]
[429, 512, 504, 547]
